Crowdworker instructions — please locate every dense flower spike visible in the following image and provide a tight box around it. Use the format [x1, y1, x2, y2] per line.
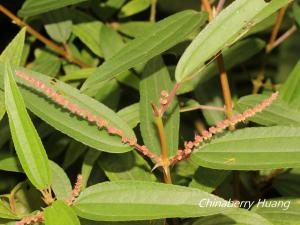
[66, 174, 83, 205]
[169, 92, 279, 165]
[15, 70, 160, 163]
[16, 212, 44, 225]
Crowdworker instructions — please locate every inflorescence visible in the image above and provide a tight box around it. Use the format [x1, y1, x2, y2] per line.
[16, 175, 83, 225]
[15, 70, 161, 163]
[169, 91, 279, 165]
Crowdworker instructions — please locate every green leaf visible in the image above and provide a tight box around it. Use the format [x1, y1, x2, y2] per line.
[50, 161, 72, 201]
[273, 169, 300, 197]
[0, 28, 26, 67]
[175, 0, 290, 82]
[190, 167, 230, 193]
[81, 10, 207, 92]
[72, 21, 104, 57]
[44, 8, 73, 43]
[191, 126, 300, 170]
[279, 60, 300, 106]
[119, 0, 150, 18]
[63, 140, 87, 169]
[191, 209, 272, 225]
[4, 62, 51, 189]
[0, 63, 135, 154]
[252, 198, 300, 224]
[140, 57, 180, 157]
[31, 49, 62, 76]
[90, 0, 126, 20]
[73, 181, 230, 221]
[236, 94, 300, 126]
[118, 21, 154, 38]
[18, 0, 87, 17]
[100, 25, 125, 59]
[45, 200, 80, 225]
[0, 200, 18, 220]
[81, 219, 164, 225]
[97, 151, 155, 181]
[0, 152, 22, 173]
[0, 91, 5, 121]
[293, 3, 300, 26]
[117, 103, 140, 128]
[81, 149, 101, 189]
[178, 38, 265, 94]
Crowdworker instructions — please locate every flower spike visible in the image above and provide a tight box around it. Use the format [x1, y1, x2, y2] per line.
[15, 70, 160, 163]
[169, 92, 279, 165]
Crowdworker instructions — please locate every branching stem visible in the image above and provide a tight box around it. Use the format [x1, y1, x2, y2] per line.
[267, 5, 288, 51]
[0, 4, 89, 68]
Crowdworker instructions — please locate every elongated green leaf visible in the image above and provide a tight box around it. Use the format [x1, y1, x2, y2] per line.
[18, 0, 87, 17]
[117, 103, 140, 128]
[100, 25, 125, 59]
[190, 167, 230, 193]
[279, 60, 300, 106]
[73, 181, 230, 221]
[0, 152, 22, 173]
[50, 161, 72, 201]
[81, 219, 164, 225]
[236, 94, 300, 126]
[81, 149, 101, 188]
[0, 91, 5, 121]
[97, 151, 155, 181]
[178, 38, 265, 94]
[118, 21, 154, 38]
[81, 10, 207, 92]
[0, 200, 19, 220]
[192, 126, 300, 170]
[4, 62, 51, 189]
[72, 21, 104, 57]
[252, 198, 300, 224]
[293, 3, 300, 26]
[44, 8, 73, 43]
[175, 0, 290, 82]
[119, 0, 150, 18]
[0, 29, 27, 120]
[31, 49, 62, 76]
[0, 63, 135, 153]
[140, 57, 179, 157]
[191, 210, 272, 225]
[0, 28, 26, 67]
[45, 200, 80, 225]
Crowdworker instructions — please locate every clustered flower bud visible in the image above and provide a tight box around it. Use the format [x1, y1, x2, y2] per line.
[169, 92, 279, 165]
[159, 90, 169, 106]
[15, 71, 160, 163]
[66, 174, 83, 205]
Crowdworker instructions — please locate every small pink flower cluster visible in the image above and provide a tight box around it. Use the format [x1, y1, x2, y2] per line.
[169, 92, 279, 165]
[15, 71, 160, 163]
[160, 90, 169, 106]
[16, 212, 44, 225]
[66, 174, 83, 205]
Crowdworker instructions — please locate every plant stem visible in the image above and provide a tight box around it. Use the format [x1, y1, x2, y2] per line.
[154, 116, 172, 184]
[216, 55, 233, 118]
[201, 0, 233, 119]
[150, 0, 157, 22]
[180, 104, 225, 113]
[216, 0, 226, 15]
[0, 4, 89, 68]
[267, 25, 297, 53]
[201, 0, 213, 21]
[267, 5, 288, 52]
